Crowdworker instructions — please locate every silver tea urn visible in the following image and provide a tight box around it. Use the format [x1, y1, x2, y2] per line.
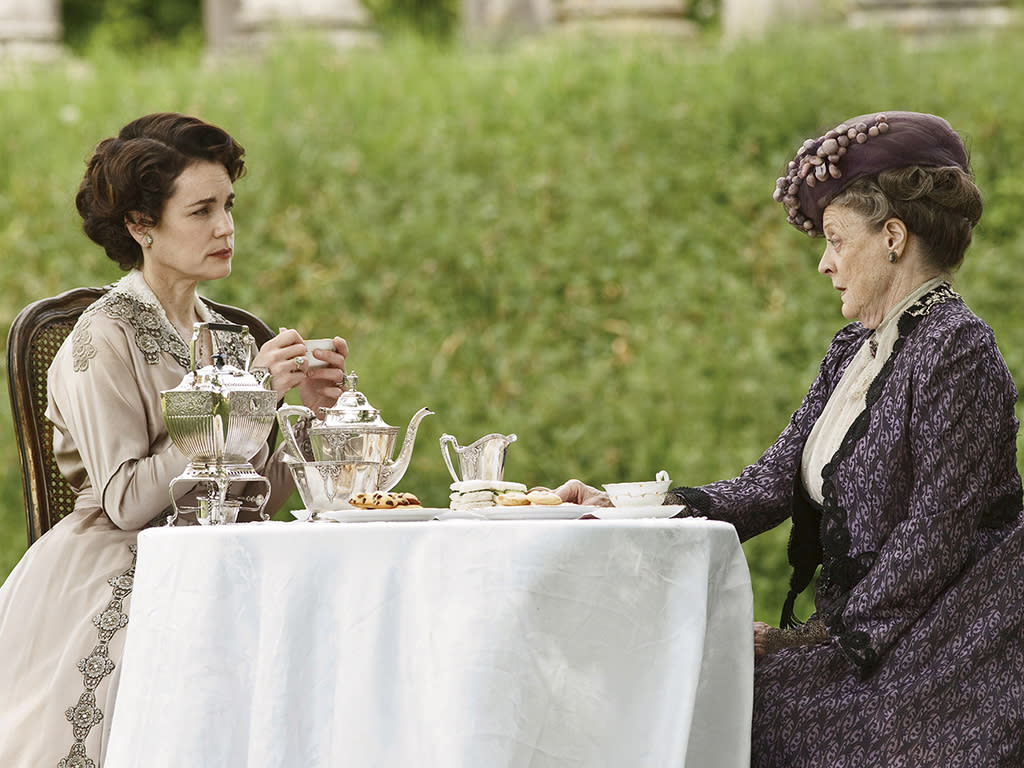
[161, 322, 279, 524]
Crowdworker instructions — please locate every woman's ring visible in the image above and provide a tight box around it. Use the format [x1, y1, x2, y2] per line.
[293, 356, 305, 371]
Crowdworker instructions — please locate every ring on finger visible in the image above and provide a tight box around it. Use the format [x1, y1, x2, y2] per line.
[292, 356, 305, 371]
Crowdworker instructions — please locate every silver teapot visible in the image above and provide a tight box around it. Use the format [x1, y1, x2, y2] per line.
[161, 322, 279, 524]
[277, 372, 433, 494]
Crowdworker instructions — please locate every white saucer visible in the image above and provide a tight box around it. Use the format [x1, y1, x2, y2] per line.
[589, 504, 686, 520]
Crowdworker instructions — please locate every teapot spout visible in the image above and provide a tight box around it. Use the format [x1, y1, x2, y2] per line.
[378, 407, 434, 492]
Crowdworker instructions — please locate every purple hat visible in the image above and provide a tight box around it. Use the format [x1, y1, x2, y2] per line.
[773, 111, 969, 237]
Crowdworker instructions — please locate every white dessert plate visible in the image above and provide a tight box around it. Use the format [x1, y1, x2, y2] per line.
[291, 508, 440, 523]
[437, 504, 595, 521]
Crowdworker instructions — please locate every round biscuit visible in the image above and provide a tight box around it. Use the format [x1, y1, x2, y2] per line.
[526, 489, 562, 505]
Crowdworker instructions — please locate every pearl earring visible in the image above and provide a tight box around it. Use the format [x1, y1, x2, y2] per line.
[888, 250, 898, 264]
[143, 234, 153, 247]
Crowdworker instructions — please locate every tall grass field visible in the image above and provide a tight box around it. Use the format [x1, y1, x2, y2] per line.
[2, 26, 1024, 623]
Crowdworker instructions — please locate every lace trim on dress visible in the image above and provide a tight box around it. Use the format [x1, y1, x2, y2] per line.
[762, 616, 830, 655]
[906, 281, 958, 319]
[71, 271, 249, 372]
[817, 282, 958, 677]
[58, 544, 136, 768]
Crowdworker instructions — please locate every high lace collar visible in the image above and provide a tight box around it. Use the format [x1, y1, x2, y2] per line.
[72, 272, 243, 372]
[115, 270, 214, 327]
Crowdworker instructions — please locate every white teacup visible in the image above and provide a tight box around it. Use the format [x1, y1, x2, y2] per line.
[304, 338, 335, 369]
[602, 471, 671, 507]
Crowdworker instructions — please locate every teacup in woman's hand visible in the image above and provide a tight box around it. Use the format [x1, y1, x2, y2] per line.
[303, 338, 335, 369]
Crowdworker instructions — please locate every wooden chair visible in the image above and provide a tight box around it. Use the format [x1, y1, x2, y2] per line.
[5, 286, 277, 546]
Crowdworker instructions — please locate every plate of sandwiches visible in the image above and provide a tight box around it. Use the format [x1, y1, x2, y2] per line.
[437, 480, 594, 520]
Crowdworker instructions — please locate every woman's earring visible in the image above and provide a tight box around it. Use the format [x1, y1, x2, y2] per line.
[143, 234, 153, 247]
[888, 250, 898, 264]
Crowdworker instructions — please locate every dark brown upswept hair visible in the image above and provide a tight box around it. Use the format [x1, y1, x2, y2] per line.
[828, 165, 982, 272]
[75, 113, 246, 270]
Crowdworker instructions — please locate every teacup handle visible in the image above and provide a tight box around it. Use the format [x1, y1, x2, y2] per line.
[656, 470, 670, 483]
[439, 434, 461, 483]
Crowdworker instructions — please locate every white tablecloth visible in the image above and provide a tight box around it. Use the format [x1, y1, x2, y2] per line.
[105, 517, 753, 768]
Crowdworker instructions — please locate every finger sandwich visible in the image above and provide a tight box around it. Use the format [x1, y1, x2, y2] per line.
[449, 480, 528, 511]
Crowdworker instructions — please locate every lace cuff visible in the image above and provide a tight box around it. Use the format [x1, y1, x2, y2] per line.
[762, 617, 830, 655]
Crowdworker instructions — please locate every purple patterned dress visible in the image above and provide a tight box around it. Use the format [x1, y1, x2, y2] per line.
[672, 283, 1024, 766]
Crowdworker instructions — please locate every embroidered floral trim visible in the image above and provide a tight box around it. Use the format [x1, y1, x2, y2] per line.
[72, 272, 251, 372]
[58, 544, 136, 767]
[816, 283, 958, 676]
[906, 281, 958, 318]
[79, 292, 191, 369]
[56, 742, 93, 768]
[70, 322, 98, 373]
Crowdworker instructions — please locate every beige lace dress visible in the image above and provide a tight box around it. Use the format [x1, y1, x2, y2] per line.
[0, 270, 294, 767]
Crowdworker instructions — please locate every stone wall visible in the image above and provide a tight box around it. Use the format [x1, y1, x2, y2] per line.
[848, 0, 1014, 33]
[721, 0, 819, 42]
[0, 0, 61, 59]
[0, 0, 1017, 61]
[229, 0, 374, 49]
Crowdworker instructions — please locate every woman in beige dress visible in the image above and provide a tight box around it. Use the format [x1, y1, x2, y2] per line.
[0, 113, 348, 766]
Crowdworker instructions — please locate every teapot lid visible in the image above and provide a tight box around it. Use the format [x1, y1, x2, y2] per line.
[164, 322, 269, 396]
[320, 372, 393, 427]
[168, 352, 268, 395]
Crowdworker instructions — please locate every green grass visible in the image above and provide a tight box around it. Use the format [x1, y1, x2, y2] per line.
[2, 26, 1024, 623]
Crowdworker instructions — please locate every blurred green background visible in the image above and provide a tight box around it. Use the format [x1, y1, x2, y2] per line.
[3, 1, 1024, 624]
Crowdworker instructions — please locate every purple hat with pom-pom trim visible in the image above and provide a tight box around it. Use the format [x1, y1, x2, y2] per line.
[773, 111, 969, 237]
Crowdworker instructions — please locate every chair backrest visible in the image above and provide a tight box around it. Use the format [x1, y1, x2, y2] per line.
[5, 286, 277, 545]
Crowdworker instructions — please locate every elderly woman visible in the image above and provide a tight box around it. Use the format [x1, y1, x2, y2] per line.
[560, 112, 1024, 765]
[0, 113, 348, 766]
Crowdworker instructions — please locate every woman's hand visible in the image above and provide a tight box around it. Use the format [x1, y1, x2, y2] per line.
[251, 328, 348, 410]
[547, 478, 612, 507]
[753, 621, 771, 658]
